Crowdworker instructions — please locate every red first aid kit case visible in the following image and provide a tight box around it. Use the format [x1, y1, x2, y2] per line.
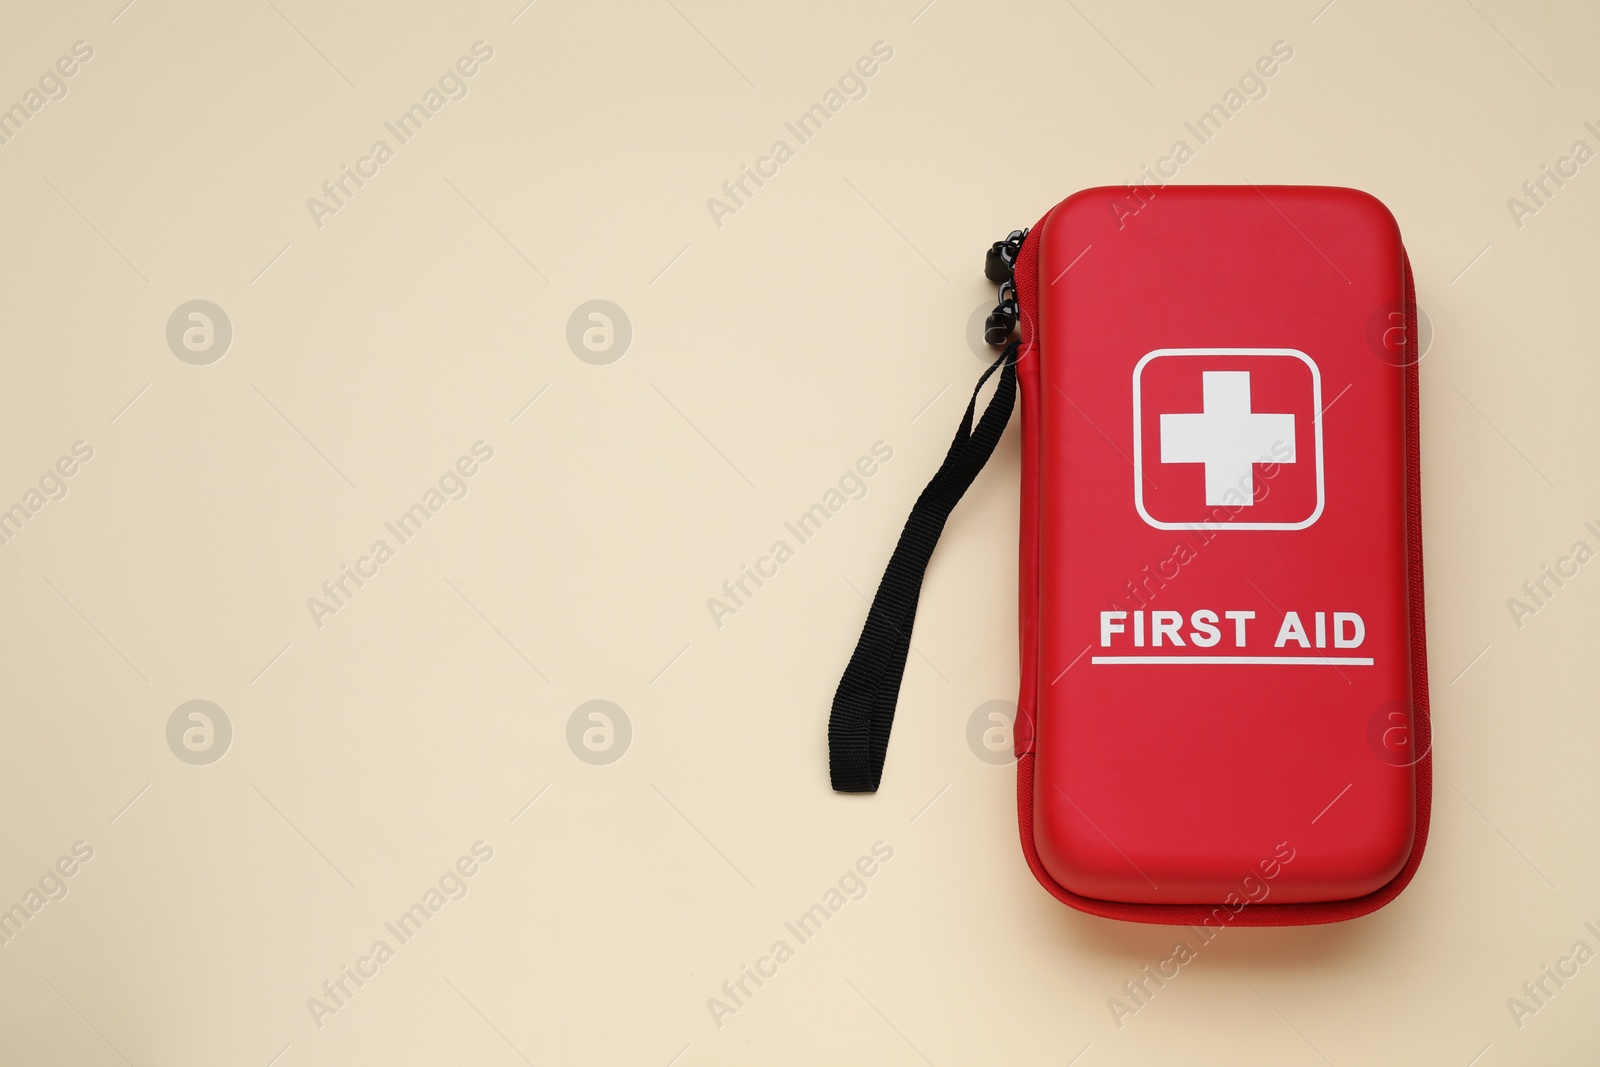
[831, 185, 1430, 926]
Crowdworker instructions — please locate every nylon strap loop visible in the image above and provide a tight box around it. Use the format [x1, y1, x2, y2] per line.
[828, 343, 1018, 793]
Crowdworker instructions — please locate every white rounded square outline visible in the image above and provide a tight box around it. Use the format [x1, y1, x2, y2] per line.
[1131, 347, 1324, 531]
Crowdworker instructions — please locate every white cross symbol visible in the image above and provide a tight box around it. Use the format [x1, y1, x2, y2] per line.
[1159, 371, 1295, 506]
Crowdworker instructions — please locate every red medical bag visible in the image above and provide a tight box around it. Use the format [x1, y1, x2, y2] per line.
[830, 186, 1430, 925]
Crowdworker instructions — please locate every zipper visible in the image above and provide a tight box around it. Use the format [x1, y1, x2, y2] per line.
[983, 228, 1028, 346]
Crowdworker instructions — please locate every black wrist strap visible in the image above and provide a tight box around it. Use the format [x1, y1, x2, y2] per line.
[828, 342, 1019, 793]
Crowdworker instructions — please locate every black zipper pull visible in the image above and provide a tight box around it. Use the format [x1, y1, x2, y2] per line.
[984, 228, 1027, 283]
[983, 228, 1027, 346]
[984, 280, 1018, 345]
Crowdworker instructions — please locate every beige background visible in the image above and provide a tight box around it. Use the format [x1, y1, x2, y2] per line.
[0, 0, 1596, 1064]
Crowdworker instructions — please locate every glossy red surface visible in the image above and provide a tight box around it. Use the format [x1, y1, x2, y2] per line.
[1017, 187, 1422, 909]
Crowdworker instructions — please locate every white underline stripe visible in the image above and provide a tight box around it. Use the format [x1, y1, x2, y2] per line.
[1091, 656, 1373, 666]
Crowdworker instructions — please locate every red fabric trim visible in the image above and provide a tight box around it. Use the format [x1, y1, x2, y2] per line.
[1012, 212, 1431, 925]
[1011, 211, 1044, 760]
